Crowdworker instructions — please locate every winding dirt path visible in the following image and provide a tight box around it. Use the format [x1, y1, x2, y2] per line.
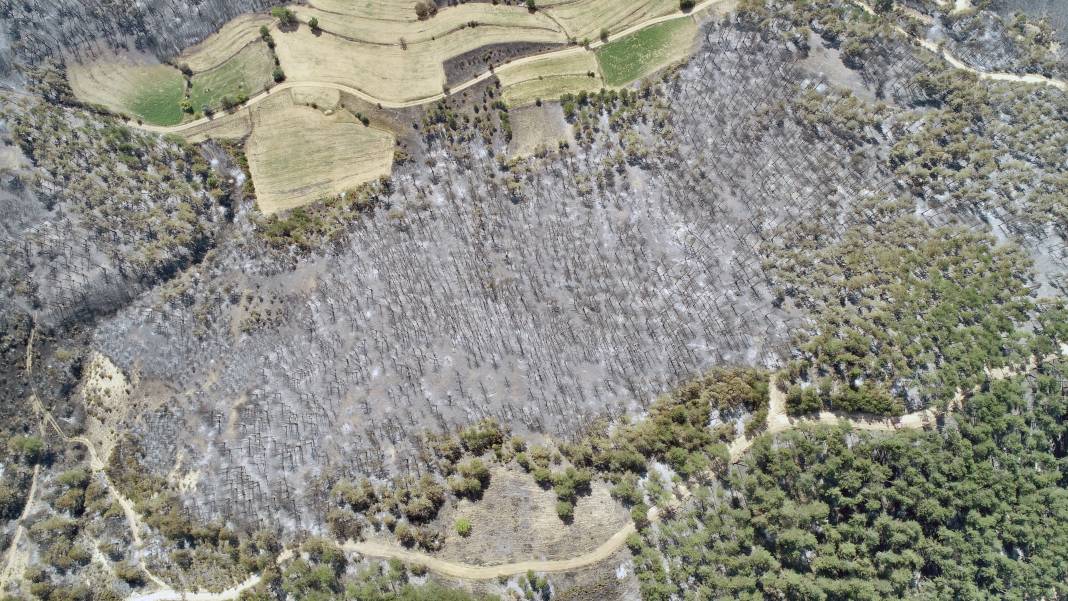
[342, 524, 638, 580]
[0, 464, 39, 589]
[852, 0, 1066, 91]
[9, 322, 1063, 597]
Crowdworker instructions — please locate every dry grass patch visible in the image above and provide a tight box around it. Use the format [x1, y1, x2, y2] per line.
[189, 41, 275, 111]
[67, 52, 186, 125]
[79, 352, 133, 468]
[290, 3, 564, 46]
[499, 49, 603, 106]
[543, 0, 677, 41]
[246, 94, 394, 214]
[307, 0, 420, 20]
[291, 85, 342, 110]
[434, 467, 629, 564]
[179, 13, 275, 72]
[509, 104, 573, 156]
[273, 5, 566, 102]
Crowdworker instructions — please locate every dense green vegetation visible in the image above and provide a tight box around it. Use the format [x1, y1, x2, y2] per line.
[595, 18, 694, 86]
[633, 358, 1068, 600]
[128, 67, 186, 126]
[553, 368, 768, 488]
[768, 210, 1064, 415]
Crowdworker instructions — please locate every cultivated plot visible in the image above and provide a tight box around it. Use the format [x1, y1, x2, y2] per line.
[290, 2, 565, 46]
[499, 49, 604, 106]
[67, 53, 186, 125]
[188, 42, 275, 111]
[596, 16, 698, 86]
[245, 94, 395, 213]
[307, 0, 421, 20]
[542, 0, 678, 41]
[179, 13, 276, 72]
[272, 16, 566, 102]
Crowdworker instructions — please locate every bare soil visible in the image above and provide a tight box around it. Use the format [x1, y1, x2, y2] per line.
[433, 467, 629, 565]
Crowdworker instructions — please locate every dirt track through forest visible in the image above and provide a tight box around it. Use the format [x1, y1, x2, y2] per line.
[8, 333, 1064, 598]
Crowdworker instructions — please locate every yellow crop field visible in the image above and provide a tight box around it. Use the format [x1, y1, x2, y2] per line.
[498, 50, 604, 106]
[246, 95, 395, 214]
[179, 13, 275, 72]
[306, 0, 419, 20]
[543, 0, 678, 41]
[181, 109, 254, 144]
[290, 3, 564, 46]
[272, 11, 566, 103]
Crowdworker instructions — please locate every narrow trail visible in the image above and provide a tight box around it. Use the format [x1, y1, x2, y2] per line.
[7, 320, 171, 595]
[852, 0, 1067, 91]
[0, 464, 39, 589]
[342, 524, 638, 580]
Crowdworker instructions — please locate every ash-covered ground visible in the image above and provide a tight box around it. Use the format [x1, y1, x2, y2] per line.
[86, 22, 904, 531]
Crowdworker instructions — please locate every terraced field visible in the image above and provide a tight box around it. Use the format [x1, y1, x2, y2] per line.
[245, 92, 395, 214]
[499, 49, 604, 106]
[178, 13, 275, 72]
[289, 2, 564, 46]
[596, 16, 698, 86]
[272, 11, 566, 102]
[188, 42, 275, 111]
[67, 53, 186, 125]
[541, 0, 679, 41]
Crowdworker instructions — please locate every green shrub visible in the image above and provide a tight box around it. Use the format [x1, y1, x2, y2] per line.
[555, 500, 573, 522]
[455, 518, 472, 537]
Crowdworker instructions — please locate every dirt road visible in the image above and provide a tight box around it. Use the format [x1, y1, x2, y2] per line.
[342, 523, 638, 580]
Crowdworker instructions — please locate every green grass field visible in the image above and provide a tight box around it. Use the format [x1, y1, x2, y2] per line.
[595, 17, 696, 87]
[126, 66, 187, 125]
[188, 42, 275, 112]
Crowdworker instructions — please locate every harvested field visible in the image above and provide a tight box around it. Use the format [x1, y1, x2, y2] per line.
[307, 0, 420, 20]
[291, 85, 341, 110]
[179, 13, 275, 72]
[180, 109, 253, 144]
[272, 29, 439, 101]
[189, 42, 275, 111]
[508, 104, 573, 156]
[498, 49, 604, 106]
[245, 95, 394, 213]
[67, 53, 186, 125]
[290, 3, 566, 46]
[596, 16, 697, 86]
[272, 9, 567, 101]
[543, 0, 677, 41]
[434, 468, 630, 565]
